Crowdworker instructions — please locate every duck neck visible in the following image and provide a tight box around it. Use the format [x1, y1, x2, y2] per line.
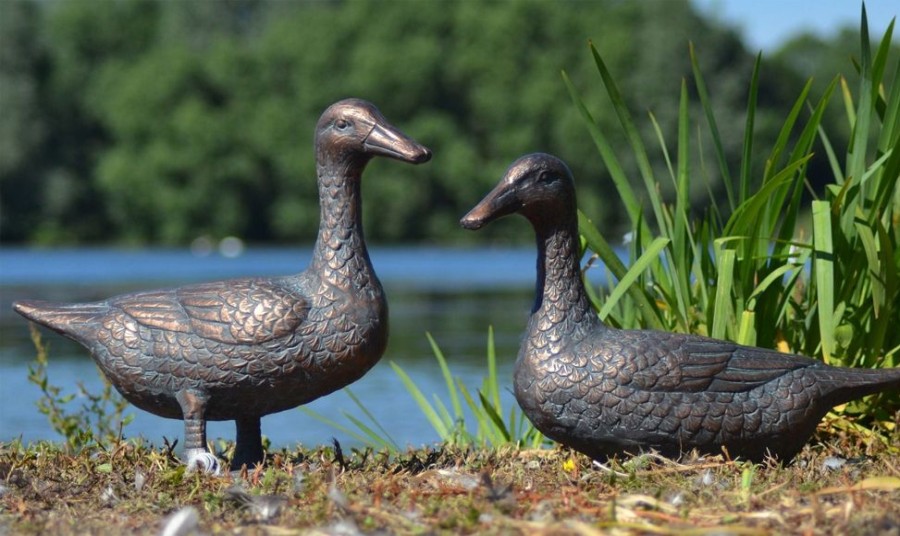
[311, 159, 377, 290]
[530, 214, 599, 339]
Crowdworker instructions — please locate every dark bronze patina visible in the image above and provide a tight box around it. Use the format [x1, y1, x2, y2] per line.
[461, 153, 900, 462]
[14, 99, 431, 471]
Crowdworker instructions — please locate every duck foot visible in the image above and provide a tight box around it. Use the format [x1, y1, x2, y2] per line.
[230, 416, 264, 471]
[185, 449, 221, 475]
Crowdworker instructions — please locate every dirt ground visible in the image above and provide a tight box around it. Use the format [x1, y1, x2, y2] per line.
[2, 421, 899, 535]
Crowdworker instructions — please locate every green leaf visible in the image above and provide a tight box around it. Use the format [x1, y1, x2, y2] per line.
[737, 310, 757, 347]
[589, 43, 668, 237]
[478, 390, 511, 443]
[390, 361, 449, 439]
[690, 42, 734, 210]
[599, 237, 670, 320]
[812, 200, 836, 364]
[712, 246, 736, 340]
[344, 387, 398, 450]
[578, 211, 663, 329]
[342, 412, 396, 452]
[563, 69, 648, 238]
[426, 332, 463, 421]
[300, 408, 382, 449]
[740, 53, 761, 202]
[486, 326, 501, 411]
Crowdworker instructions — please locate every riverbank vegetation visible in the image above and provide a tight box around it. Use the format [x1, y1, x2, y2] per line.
[2, 432, 899, 535]
[571, 11, 900, 424]
[2, 3, 899, 534]
[2, 0, 895, 246]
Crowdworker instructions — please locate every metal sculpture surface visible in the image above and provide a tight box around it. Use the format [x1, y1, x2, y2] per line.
[461, 153, 900, 462]
[14, 99, 431, 471]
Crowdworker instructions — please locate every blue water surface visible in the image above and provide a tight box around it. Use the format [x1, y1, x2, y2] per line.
[1, 246, 614, 452]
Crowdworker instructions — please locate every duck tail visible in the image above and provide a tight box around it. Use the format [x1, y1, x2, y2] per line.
[821, 366, 900, 405]
[13, 300, 108, 338]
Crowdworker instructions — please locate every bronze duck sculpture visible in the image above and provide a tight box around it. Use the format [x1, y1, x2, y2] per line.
[461, 153, 900, 462]
[14, 99, 431, 471]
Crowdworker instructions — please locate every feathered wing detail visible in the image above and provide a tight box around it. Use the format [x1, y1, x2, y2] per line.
[114, 279, 310, 345]
[13, 300, 110, 333]
[629, 333, 814, 394]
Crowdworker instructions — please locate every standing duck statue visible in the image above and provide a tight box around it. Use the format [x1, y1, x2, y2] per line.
[14, 99, 431, 472]
[461, 153, 900, 462]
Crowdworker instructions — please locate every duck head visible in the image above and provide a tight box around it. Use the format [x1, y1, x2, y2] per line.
[460, 153, 576, 230]
[316, 99, 432, 168]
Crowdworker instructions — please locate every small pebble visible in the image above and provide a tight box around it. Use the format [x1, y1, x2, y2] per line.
[822, 456, 846, 471]
[434, 469, 479, 491]
[328, 482, 350, 512]
[134, 469, 146, 492]
[697, 468, 715, 487]
[160, 506, 199, 536]
[323, 519, 362, 536]
[293, 471, 307, 493]
[527, 500, 556, 523]
[100, 485, 118, 506]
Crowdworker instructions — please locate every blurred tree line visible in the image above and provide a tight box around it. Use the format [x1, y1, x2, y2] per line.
[0, 0, 889, 246]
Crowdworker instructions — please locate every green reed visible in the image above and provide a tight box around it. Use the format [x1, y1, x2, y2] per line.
[566, 9, 898, 423]
[305, 327, 544, 452]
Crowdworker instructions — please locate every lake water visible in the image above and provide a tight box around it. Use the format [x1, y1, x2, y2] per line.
[0, 246, 606, 452]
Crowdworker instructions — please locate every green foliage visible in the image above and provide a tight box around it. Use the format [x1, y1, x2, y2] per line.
[2, 0, 786, 245]
[570, 11, 899, 422]
[306, 327, 544, 452]
[393, 329, 543, 449]
[25, 326, 133, 450]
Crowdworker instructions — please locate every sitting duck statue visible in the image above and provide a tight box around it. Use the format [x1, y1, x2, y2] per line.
[14, 99, 431, 472]
[461, 153, 900, 462]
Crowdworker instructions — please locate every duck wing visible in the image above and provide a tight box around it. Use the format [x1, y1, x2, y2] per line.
[624, 331, 815, 394]
[112, 278, 310, 346]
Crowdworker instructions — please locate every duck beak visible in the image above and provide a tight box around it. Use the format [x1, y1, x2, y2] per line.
[363, 121, 432, 164]
[460, 181, 521, 230]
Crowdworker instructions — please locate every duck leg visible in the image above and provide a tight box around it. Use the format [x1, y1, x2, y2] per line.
[231, 415, 264, 470]
[176, 389, 219, 473]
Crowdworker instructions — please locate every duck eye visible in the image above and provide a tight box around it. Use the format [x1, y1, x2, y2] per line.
[335, 119, 350, 131]
[538, 170, 554, 183]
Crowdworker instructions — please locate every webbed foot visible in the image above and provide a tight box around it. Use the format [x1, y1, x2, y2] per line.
[185, 449, 221, 475]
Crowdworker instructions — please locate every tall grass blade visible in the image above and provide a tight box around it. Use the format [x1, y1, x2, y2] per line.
[563, 69, 647, 235]
[578, 211, 664, 328]
[598, 237, 670, 320]
[740, 53, 762, 202]
[737, 310, 757, 346]
[724, 156, 812, 237]
[486, 326, 501, 411]
[711, 247, 736, 340]
[390, 361, 449, 438]
[342, 412, 398, 451]
[670, 78, 692, 324]
[589, 43, 668, 236]
[344, 387, 399, 450]
[455, 381, 495, 445]
[846, 8, 873, 217]
[300, 407, 384, 450]
[690, 42, 734, 210]
[812, 201, 836, 364]
[425, 332, 463, 420]
[477, 391, 512, 443]
[765, 79, 813, 179]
